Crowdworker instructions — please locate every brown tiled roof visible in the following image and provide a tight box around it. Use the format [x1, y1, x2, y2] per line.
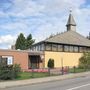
[45, 31, 90, 47]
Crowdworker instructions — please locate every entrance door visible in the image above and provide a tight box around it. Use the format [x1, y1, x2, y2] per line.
[29, 56, 41, 69]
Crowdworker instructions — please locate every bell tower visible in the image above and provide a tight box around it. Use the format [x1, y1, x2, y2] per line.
[66, 10, 76, 31]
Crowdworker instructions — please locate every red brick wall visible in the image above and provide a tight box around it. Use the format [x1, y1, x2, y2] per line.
[0, 50, 29, 70]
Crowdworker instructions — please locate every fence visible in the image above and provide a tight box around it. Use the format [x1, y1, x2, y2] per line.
[0, 66, 90, 80]
[23, 66, 90, 76]
[23, 66, 70, 76]
[23, 68, 48, 73]
[48, 66, 69, 75]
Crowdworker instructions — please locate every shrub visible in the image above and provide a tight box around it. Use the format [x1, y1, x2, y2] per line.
[47, 58, 54, 68]
[0, 64, 21, 80]
[79, 52, 90, 70]
[13, 64, 21, 78]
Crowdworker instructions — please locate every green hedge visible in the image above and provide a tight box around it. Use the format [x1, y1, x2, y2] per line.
[0, 64, 21, 80]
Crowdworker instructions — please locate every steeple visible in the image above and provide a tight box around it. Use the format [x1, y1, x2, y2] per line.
[66, 10, 76, 31]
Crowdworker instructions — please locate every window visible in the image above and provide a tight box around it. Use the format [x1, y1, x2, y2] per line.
[0, 56, 13, 65]
[58, 45, 63, 51]
[79, 47, 84, 52]
[38, 45, 41, 51]
[35, 46, 38, 51]
[87, 47, 90, 52]
[82, 47, 87, 52]
[64, 45, 69, 52]
[74, 46, 79, 52]
[45, 44, 52, 51]
[32, 46, 37, 51]
[0, 56, 7, 65]
[69, 46, 74, 52]
[35, 45, 41, 51]
[32, 46, 36, 51]
[40, 44, 45, 51]
[52, 44, 57, 51]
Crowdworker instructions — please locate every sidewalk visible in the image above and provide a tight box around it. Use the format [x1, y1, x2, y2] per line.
[0, 71, 90, 89]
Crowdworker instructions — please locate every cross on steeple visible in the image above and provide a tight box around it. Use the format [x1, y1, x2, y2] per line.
[69, 9, 72, 13]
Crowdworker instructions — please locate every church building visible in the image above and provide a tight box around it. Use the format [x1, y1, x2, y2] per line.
[30, 12, 90, 68]
[0, 12, 90, 70]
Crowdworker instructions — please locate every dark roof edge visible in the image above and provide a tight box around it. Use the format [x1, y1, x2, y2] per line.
[31, 41, 45, 46]
[32, 40, 90, 47]
[45, 41, 90, 47]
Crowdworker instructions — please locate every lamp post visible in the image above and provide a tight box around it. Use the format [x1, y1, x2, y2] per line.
[61, 57, 64, 75]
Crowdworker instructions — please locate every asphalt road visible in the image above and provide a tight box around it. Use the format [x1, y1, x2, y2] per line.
[2, 74, 90, 90]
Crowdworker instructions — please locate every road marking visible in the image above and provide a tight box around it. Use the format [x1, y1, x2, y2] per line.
[66, 83, 90, 90]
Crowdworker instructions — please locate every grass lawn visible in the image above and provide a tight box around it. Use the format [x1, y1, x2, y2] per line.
[16, 72, 49, 80]
[69, 68, 87, 73]
[16, 68, 90, 80]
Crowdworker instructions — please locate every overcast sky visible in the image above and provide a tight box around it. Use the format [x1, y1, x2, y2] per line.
[0, 0, 90, 49]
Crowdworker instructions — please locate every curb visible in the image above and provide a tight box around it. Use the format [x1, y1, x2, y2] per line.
[0, 71, 90, 89]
